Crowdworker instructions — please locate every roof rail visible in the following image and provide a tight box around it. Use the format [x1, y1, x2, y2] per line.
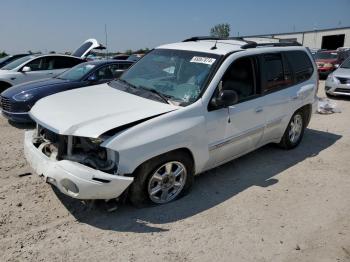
[182, 36, 302, 49]
[183, 36, 223, 42]
[241, 41, 302, 49]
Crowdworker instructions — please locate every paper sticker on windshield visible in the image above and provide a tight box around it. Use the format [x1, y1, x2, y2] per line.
[190, 56, 216, 65]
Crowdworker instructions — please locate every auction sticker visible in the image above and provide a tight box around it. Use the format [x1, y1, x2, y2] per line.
[190, 56, 216, 65]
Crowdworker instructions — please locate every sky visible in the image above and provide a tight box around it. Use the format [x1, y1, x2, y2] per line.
[1, 0, 350, 54]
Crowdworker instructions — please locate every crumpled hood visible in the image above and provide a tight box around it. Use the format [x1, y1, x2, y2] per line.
[30, 83, 179, 138]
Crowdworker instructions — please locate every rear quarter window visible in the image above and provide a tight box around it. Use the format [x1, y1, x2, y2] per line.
[285, 51, 313, 84]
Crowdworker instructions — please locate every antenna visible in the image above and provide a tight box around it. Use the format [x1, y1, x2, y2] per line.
[211, 40, 218, 50]
[105, 24, 108, 59]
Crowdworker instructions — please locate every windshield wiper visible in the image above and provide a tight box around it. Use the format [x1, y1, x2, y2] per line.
[115, 79, 171, 104]
[137, 86, 170, 104]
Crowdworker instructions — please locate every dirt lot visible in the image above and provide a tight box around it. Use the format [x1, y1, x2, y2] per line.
[0, 81, 350, 262]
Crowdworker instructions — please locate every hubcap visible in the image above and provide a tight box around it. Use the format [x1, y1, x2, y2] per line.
[147, 161, 187, 204]
[289, 114, 303, 143]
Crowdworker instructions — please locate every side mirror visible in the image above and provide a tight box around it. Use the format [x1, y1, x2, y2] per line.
[87, 74, 98, 82]
[211, 85, 239, 108]
[22, 66, 31, 73]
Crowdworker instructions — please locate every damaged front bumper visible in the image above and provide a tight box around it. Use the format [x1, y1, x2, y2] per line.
[24, 130, 133, 200]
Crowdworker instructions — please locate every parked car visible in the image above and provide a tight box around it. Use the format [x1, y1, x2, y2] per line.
[113, 54, 130, 60]
[0, 60, 133, 122]
[24, 37, 317, 206]
[314, 50, 339, 78]
[127, 53, 144, 62]
[337, 47, 350, 65]
[325, 57, 350, 97]
[0, 39, 104, 92]
[0, 54, 29, 69]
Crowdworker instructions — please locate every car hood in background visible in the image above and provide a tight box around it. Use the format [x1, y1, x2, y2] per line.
[2, 78, 71, 97]
[315, 59, 337, 64]
[30, 83, 179, 138]
[333, 68, 350, 78]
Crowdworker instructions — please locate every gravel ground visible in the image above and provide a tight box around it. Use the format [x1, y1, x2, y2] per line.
[0, 81, 350, 262]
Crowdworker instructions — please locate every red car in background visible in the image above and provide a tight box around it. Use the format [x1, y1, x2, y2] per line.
[314, 50, 339, 78]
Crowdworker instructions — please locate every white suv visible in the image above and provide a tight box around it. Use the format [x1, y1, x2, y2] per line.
[24, 37, 318, 206]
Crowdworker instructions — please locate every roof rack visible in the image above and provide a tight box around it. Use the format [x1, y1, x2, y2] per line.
[182, 36, 302, 49]
[241, 41, 302, 49]
[183, 36, 223, 42]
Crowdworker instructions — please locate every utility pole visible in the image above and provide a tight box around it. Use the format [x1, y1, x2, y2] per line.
[105, 24, 108, 59]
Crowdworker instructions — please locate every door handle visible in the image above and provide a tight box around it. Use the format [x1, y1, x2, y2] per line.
[255, 107, 263, 113]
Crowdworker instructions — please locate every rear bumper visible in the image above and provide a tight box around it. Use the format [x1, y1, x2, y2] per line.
[24, 130, 133, 200]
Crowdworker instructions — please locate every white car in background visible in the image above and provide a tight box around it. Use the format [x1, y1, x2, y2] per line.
[24, 37, 318, 206]
[325, 57, 350, 96]
[0, 39, 104, 92]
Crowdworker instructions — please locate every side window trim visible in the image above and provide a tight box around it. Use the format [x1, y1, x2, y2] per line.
[208, 55, 261, 111]
[260, 52, 296, 95]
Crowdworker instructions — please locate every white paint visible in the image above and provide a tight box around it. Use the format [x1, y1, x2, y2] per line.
[25, 39, 318, 201]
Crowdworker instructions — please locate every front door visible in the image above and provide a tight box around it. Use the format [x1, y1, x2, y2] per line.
[206, 56, 266, 167]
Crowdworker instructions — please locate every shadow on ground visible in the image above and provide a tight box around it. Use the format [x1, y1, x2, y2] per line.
[53, 128, 341, 233]
[8, 120, 35, 130]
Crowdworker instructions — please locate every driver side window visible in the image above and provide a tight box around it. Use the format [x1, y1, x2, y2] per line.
[25, 57, 53, 71]
[221, 56, 257, 102]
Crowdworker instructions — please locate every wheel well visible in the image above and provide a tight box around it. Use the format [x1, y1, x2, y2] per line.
[0, 81, 12, 92]
[132, 148, 196, 176]
[298, 104, 312, 127]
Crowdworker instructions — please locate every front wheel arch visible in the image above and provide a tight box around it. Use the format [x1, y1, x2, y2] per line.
[0, 81, 12, 93]
[128, 148, 195, 206]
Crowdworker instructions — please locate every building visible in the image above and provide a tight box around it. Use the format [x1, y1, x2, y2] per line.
[244, 26, 350, 50]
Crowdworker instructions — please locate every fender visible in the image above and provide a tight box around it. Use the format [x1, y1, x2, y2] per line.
[102, 101, 210, 175]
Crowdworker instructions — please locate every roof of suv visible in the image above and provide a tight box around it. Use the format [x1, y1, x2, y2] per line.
[157, 37, 303, 55]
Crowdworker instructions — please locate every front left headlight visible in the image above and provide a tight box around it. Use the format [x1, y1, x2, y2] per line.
[327, 74, 339, 84]
[13, 92, 34, 101]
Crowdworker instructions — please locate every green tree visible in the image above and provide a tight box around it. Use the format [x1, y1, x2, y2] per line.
[125, 49, 133, 55]
[0, 51, 8, 58]
[210, 23, 231, 38]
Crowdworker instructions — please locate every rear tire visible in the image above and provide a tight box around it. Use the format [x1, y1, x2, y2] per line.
[279, 110, 306, 150]
[128, 151, 194, 207]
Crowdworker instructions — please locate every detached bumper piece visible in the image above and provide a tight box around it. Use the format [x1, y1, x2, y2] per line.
[24, 131, 133, 200]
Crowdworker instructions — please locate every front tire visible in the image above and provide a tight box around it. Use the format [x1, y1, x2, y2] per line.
[128, 151, 194, 207]
[279, 110, 306, 149]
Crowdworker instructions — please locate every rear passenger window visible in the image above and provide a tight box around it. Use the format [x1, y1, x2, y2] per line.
[285, 51, 313, 84]
[54, 57, 82, 69]
[263, 54, 286, 92]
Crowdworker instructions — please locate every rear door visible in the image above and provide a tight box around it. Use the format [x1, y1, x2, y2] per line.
[258, 51, 314, 144]
[50, 56, 83, 76]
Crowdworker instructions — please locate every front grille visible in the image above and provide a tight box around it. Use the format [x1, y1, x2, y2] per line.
[335, 88, 350, 93]
[0, 96, 12, 112]
[336, 77, 350, 84]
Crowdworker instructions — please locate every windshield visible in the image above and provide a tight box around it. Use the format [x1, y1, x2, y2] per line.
[114, 49, 220, 104]
[341, 58, 350, 69]
[2, 55, 33, 70]
[57, 63, 97, 81]
[315, 52, 338, 60]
